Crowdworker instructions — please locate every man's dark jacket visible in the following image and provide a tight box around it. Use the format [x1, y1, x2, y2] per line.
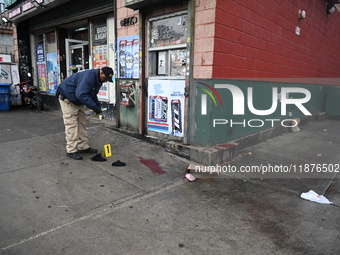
[57, 69, 102, 113]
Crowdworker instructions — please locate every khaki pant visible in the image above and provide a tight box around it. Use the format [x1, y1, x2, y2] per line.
[59, 98, 89, 153]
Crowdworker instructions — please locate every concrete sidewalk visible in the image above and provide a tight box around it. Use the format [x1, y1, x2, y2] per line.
[0, 106, 339, 255]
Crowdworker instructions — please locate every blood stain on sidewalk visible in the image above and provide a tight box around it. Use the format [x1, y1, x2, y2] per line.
[139, 157, 166, 174]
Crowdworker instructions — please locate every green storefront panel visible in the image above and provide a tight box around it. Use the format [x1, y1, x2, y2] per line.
[325, 86, 340, 116]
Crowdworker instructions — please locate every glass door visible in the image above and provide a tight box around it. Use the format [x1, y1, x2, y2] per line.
[65, 39, 89, 77]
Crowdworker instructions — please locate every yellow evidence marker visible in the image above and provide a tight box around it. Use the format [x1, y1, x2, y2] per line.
[103, 144, 112, 157]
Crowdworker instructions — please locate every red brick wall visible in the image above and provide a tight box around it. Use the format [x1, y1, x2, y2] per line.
[213, 0, 340, 79]
[193, 0, 216, 79]
[117, 0, 140, 38]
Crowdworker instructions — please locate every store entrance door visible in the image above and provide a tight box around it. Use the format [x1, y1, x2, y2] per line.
[65, 39, 89, 77]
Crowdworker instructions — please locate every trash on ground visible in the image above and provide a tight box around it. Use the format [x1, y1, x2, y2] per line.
[291, 118, 301, 132]
[91, 153, 107, 162]
[300, 190, 333, 204]
[185, 173, 196, 182]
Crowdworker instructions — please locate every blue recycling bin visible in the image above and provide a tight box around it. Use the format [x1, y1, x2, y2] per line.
[0, 83, 11, 111]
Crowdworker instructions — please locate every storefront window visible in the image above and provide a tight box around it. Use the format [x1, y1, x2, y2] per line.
[91, 17, 108, 69]
[148, 12, 187, 78]
[33, 31, 58, 93]
[45, 31, 58, 94]
[35, 34, 43, 45]
[150, 13, 187, 48]
[71, 27, 89, 41]
[46, 31, 56, 52]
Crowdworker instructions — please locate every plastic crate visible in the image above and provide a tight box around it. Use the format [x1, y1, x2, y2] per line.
[0, 83, 11, 111]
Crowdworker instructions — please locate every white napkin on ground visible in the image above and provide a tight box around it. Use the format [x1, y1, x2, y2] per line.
[300, 190, 333, 204]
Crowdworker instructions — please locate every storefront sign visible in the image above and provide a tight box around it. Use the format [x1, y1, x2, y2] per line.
[22, 2, 32, 12]
[9, 7, 21, 19]
[120, 17, 138, 27]
[8, 0, 44, 19]
[94, 25, 107, 45]
[22, 0, 44, 12]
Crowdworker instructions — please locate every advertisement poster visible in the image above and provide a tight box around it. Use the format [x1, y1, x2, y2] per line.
[92, 45, 108, 68]
[117, 35, 139, 79]
[147, 79, 185, 137]
[92, 23, 108, 69]
[46, 52, 58, 94]
[57, 50, 61, 85]
[10, 64, 20, 85]
[98, 81, 110, 102]
[10, 64, 21, 105]
[36, 44, 47, 92]
[0, 64, 11, 83]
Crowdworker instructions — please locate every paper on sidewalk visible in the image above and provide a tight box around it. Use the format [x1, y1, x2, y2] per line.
[185, 174, 196, 182]
[300, 190, 333, 204]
